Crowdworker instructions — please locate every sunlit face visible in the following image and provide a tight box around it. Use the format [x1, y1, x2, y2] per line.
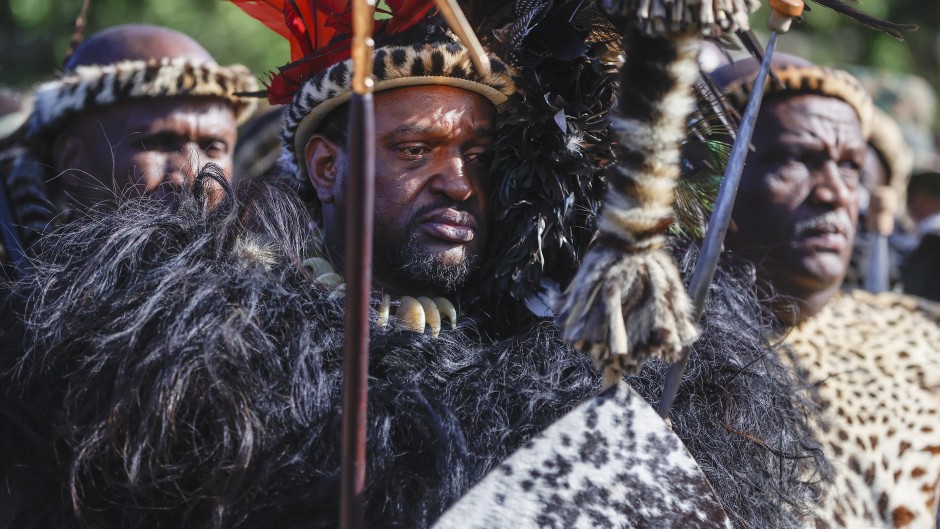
[56, 97, 237, 209]
[728, 94, 866, 295]
[309, 85, 496, 294]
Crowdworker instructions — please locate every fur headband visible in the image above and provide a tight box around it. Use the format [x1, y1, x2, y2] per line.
[26, 57, 259, 140]
[280, 32, 517, 182]
[721, 64, 874, 138]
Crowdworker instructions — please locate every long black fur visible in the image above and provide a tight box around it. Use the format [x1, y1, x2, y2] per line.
[628, 241, 830, 529]
[1, 170, 826, 528]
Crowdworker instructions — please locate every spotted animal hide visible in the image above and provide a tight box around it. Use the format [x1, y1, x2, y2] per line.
[432, 381, 733, 529]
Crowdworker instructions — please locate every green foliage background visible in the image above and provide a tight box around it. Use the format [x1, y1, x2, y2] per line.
[0, 0, 936, 129]
[0, 0, 286, 88]
[755, 1, 923, 73]
[752, 2, 937, 131]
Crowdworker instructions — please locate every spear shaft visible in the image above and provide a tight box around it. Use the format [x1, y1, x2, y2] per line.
[340, 1, 376, 528]
[433, 0, 490, 74]
[658, 28, 783, 419]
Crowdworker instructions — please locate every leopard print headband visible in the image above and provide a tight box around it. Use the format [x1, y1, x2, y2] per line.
[27, 57, 259, 140]
[721, 64, 874, 138]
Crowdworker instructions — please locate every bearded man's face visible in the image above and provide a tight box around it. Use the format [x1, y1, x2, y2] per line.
[307, 85, 496, 295]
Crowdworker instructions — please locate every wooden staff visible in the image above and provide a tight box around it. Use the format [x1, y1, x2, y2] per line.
[433, 0, 490, 74]
[864, 186, 898, 293]
[341, 0, 376, 527]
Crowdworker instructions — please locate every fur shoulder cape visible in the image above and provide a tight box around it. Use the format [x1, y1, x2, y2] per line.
[0, 171, 827, 529]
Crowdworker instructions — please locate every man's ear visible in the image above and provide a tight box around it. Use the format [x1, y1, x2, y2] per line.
[305, 134, 342, 204]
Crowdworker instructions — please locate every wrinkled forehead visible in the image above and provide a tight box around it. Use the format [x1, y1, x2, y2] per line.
[759, 94, 865, 145]
[80, 97, 237, 134]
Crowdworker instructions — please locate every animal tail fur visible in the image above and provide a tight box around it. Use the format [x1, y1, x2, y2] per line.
[556, 29, 701, 376]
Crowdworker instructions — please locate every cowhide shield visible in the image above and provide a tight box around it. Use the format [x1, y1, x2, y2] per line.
[432, 381, 732, 529]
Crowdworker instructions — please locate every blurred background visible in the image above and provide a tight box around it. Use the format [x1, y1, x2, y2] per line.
[0, 0, 286, 89]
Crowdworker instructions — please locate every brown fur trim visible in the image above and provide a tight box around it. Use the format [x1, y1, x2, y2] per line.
[27, 58, 259, 139]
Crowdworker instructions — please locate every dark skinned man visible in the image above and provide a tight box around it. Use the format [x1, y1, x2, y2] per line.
[713, 56, 940, 529]
[904, 170, 940, 301]
[1, 24, 256, 259]
[713, 55, 867, 326]
[305, 85, 495, 298]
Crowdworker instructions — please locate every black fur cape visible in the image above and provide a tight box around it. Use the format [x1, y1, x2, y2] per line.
[0, 172, 826, 529]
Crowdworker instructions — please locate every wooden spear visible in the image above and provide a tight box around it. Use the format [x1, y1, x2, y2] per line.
[340, 0, 376, 527]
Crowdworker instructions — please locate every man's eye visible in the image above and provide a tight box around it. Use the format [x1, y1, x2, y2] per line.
[398, 145, 429, 158]
[464, 147, 491, 164]
[137, 134, 180, 152]
[202, 141, 229, 157]
[839, 161, 861, 184]
[137, 137, 168, 151]
[839, 160, 861, 172]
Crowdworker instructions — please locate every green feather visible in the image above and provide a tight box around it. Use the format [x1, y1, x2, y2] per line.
[671, 83, 734, 240]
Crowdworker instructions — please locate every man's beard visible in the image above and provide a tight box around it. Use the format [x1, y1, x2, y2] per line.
[374, 200, 484, 294]
[386, 231, 480, 293]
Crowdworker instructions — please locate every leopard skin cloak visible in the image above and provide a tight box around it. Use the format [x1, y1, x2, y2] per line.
[786, 290, 940, 528]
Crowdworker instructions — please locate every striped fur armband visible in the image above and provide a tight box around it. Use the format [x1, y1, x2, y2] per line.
[556, 30, 700, 379]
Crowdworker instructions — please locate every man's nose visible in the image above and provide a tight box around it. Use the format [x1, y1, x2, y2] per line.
[428, 151, 474, 202]
[165, 144, 202, 188]
[810, 161, 853, 209]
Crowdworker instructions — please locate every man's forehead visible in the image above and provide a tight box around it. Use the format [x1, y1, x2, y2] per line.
[378, 85, 494, 114]
[764, 95, 865, 141]
[376, 86, 496, 133]
[87, 97, 236, 133]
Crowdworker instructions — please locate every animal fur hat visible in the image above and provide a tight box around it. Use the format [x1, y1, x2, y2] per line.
[26, 57, 259, 141]
[711, 55, 874, 138]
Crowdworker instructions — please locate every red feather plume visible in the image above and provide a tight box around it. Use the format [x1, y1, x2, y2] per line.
[230, 0, 437, 103]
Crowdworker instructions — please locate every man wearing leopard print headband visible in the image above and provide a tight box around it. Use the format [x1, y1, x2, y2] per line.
[713, 54, 940, 528]
[0, 24, 257, 264]
[0, 2, 831, 528]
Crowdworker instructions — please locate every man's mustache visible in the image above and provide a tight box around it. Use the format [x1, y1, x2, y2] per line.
[792, 209, 855, 238]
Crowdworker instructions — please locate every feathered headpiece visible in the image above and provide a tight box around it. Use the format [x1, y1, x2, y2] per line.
[231, 0, 437, 103]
